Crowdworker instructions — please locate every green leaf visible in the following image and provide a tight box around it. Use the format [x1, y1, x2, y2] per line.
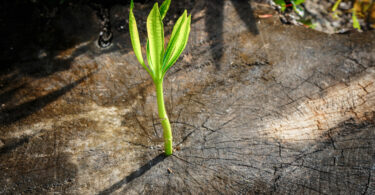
[332, 0, 341, 12]
[129, 0, 152, 76]
[146, 40, 154, 73]
[163, 11, 191, 75]
[292, 0, 305, 6]
[162, 11, 185, 69]
[159, 0, 171, 20]
[147, 3, 164, 79]
[298, 18, 316, 29]
[274, 0, 284, 6]
[352, 9, 361, 30]
[274, 0, 286, 12]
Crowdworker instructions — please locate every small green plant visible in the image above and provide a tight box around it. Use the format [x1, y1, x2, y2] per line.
[274, 0, 305, 13]
[129, 0, 191, 155]
[273, 0, 316, 28]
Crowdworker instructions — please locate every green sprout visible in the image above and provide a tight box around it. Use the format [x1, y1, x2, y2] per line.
[129, 0, 191, 156]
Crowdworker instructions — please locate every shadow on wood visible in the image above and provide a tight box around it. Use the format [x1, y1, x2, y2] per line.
[98, 153, 167, 195]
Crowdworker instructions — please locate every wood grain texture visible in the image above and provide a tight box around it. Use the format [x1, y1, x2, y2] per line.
[0, 0, 374, 194]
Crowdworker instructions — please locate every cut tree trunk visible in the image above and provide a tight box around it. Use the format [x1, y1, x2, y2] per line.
[0, 0, 374, 194]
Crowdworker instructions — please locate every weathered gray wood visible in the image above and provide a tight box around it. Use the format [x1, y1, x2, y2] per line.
[0, 0, 374, 194]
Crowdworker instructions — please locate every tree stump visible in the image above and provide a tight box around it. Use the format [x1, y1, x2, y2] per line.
[0, 0, 374, 194]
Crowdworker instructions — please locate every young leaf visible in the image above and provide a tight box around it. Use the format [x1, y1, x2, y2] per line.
[129, 0, 152, 75]
[159, 0, 171, 20]
[146, 40, 154, 75]
[163, 12, 191, 75]
[164, 15, 191, 74]
[162, 10, 185, 69]
[147, 3, 164, 78]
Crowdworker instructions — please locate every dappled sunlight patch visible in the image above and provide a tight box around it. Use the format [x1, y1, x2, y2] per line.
[55, 41, 92, 60]
[263, 68, 374, 142]
[1, 100, 154, 194]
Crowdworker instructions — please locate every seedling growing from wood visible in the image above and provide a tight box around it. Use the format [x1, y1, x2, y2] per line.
[129, 0, 191, 155]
